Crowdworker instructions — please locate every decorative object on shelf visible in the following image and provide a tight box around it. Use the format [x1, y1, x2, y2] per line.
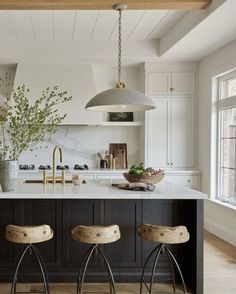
[0, 80, 72, 192]
[123, 163, 165, 185]
[85, 3, 155, 112]
[109, 112, 133, 122]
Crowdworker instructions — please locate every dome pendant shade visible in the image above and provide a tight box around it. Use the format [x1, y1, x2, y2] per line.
[85, 87, 156, 112]
[85, 3, 155, 112]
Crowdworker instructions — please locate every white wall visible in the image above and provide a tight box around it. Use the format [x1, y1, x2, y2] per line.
[0, 64, 16, 98]
[16, 63, 143, 167]
[198, 39, 236, 246]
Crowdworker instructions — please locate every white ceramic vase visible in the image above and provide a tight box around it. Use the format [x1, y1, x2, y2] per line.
[0, 160, 19, 192]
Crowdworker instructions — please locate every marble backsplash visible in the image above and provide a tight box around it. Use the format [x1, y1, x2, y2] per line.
[19, 126, 142, 168]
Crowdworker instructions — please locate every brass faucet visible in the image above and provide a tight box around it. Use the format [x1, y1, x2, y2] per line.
[43, 145, 65, 185]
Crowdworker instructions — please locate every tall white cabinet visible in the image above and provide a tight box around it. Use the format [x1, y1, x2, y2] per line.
[142, 63, 197, 170]
[170, 98, 195, 168]
[146, 97, 195, 169]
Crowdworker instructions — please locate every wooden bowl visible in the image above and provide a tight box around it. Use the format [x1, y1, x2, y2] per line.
[123, 173, 165, 185]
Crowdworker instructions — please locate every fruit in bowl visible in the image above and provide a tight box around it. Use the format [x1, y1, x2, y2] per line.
[123, 164, 164, 185]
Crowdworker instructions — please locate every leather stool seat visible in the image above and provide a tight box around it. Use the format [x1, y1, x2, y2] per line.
[6, 224, 53, 244]
[71, 225, 120, 244]
[138, 224, 189, 244]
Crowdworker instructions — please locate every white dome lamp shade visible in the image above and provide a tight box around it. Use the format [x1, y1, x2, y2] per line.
[85, 87, 156, 112]
[85, 4, 155, 113]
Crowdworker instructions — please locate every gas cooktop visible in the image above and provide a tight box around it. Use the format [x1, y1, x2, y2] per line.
[19, 164, 35, 170]
[19, 164, 89, 171]
[74, 164, 89, 170]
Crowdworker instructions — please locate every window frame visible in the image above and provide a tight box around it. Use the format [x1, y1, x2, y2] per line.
[217, 71, 236, 205]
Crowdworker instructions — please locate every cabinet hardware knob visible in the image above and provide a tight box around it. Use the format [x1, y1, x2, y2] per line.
[170, 87, 174, 92]
[188, 179, 191, 183]
[167, 163, 170, 165]
[171, 163, 173, 165]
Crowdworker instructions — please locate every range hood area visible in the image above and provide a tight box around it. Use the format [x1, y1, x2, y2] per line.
[1, 62, 143, 125]
[13, 63, 104, 125]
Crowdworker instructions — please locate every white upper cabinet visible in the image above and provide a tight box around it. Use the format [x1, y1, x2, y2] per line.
[147, 71, 195, 97]
[147, 72, 171, 96]
[13, 63, 103, 125]
[171, 72, 195, 95]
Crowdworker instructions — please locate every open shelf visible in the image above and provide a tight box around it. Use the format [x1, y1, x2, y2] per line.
[101, 121, 143, 127]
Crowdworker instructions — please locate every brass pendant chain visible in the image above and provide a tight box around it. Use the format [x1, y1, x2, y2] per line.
[116, 9, 125, 88]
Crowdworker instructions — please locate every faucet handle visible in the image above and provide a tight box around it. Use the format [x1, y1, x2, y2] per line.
[43, 171, 47, 184]
[62, 170, 66, 185]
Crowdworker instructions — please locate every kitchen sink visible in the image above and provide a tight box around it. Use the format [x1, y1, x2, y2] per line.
[24, 180, 73, 184]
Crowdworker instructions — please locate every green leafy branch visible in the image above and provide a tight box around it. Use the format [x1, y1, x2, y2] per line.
[0, 84, 72, 160]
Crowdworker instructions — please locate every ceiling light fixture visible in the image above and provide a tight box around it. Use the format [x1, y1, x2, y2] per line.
[85, 3, 155, 112]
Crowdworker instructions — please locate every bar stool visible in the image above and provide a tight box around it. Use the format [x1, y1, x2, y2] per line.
[71, 224, 121, 294]
[5, 224, 54, 294]
[138, 224, 190, 294]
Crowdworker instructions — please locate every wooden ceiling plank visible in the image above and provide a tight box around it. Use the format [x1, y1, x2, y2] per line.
[0, 1, 212, 10]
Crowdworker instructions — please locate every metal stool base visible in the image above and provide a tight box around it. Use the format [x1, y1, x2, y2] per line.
[140, 244, 187, 294]
[77, 244, 116, 294]
[11, 244, 50, 294]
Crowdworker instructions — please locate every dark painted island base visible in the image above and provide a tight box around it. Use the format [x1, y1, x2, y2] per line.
[0, 199, 203, 294]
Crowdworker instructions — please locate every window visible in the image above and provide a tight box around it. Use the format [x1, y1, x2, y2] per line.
[217, 72, 236, 205]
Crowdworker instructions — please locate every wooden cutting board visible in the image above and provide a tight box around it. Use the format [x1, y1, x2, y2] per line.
[109, 143, 127, 169]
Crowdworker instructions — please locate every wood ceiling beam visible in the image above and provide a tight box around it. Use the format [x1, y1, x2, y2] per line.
[0, 0, 212, 10]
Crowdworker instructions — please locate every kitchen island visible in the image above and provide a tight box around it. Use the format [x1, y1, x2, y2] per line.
[0, 181, 207, 294]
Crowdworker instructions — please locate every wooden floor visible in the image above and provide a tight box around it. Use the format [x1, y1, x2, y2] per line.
[204, 231, 236, 294]
[0, 231, 235, 293]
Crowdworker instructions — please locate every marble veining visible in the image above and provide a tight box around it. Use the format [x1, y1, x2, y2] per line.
[19, 126, 141, 168]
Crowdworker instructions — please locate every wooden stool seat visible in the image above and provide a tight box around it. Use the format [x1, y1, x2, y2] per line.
[6, 224, 53, 244]
[72, 224, 120, 293]
[139, 224, 189, 293]
[71, 225, 120, 244]
[138, 224, 189, 244]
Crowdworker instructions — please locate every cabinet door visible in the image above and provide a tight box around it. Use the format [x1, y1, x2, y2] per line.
[142, 200, 177, 267]
[164, 174, 200, 189]
[147, 72, 171, 96]
[104, 200, 142, 268]
[23, 200, 62, 268]
[171, 72, 195, 95]
[146, 98, 171, 168]
[62, 200, 100, 268]
[171, 98, 195, 168]
[0, 200, 22, 267]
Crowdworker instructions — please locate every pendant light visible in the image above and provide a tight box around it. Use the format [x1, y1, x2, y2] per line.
[85, 3, 155, 112]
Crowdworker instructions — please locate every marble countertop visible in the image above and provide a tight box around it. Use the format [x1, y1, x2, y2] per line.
[0, 180, 208, 200]
[19, 168, 201, 175]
